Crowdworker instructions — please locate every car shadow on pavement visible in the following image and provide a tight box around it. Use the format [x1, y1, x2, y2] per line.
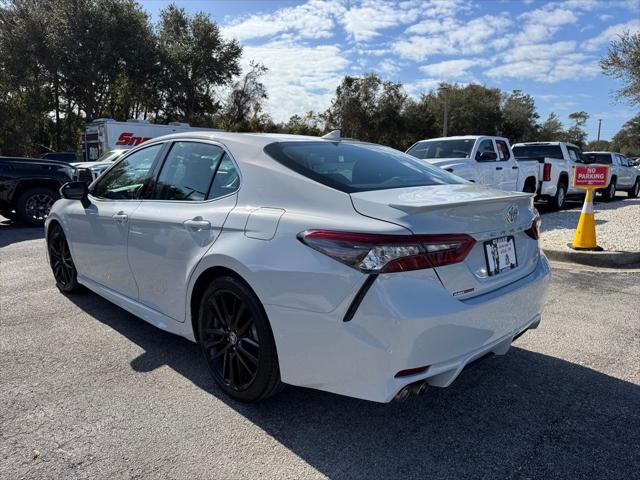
[0, 217, 45, 247]
[67, 292, 639, 479]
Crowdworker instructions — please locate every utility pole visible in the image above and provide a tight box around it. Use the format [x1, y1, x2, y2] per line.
[597, 119, 602, 142]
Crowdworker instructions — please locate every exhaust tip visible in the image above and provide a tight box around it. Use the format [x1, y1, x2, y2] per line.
[393, 386, 411, 402]
[412, 381, 429, 396]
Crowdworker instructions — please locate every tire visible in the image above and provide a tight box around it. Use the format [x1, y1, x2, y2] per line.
[16, 187, 58, 227]
[628, 179, 639, 198]
[47, 224, 83, 293]
[548, 182, 566, 211]
[601, 179, 616, 201]
[197, 276, 283, 403]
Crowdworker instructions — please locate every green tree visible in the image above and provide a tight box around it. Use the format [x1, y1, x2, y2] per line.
[537, 112, 565, 141]
[500, 90, 539, 143]
[584, 140, 612, 151]
[284, 112, 322, 136]
[219, 62, 269, 131]
[611, 114, 640, 157]
[423, 83, 503, 137]
[324, 73, 437, 149]
[156, 4, 242, 124]
[600, 31, 640, 105]
[565, 111, 589, 147]
[0, 0, 158, 153]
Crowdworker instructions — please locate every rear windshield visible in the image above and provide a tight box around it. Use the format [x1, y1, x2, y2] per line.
[264, 141, 463, 193]
[512, 145, 563, 159]
[584, 153, 612, 164]
[407, 139, 474, 159]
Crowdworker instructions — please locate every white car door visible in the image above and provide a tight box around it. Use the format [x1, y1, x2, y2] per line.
[127, 141, 240, 322]
[617, 155, 633, 187]
[474, 139, 499, 188]
[494, 139, 518, 191]
[67, 143, 165, 299]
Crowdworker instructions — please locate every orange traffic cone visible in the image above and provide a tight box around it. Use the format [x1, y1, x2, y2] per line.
[571, 188, 601, 250]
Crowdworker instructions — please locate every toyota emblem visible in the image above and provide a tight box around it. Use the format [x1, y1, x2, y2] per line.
[505, 204, 519, 224]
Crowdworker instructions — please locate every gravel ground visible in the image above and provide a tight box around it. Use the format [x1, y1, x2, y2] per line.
[540, 193, 640, 252]
[1, 217, 639, 479]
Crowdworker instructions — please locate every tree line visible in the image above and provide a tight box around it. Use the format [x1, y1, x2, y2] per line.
[1, 0, 638, 157]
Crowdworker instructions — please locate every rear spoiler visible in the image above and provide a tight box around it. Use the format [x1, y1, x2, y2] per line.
[389, 192, 533, 213]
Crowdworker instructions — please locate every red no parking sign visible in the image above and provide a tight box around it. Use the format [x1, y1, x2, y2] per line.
[573, 164, 609, 188]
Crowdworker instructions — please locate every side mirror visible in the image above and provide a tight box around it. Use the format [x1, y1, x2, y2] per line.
[477, 151, 498, 161]
[60, 181, 88, 202]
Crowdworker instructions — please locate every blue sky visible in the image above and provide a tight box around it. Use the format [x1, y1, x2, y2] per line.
[140, 0, 640, 140]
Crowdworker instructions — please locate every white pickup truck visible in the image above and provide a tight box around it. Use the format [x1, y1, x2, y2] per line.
[511, 141, 585, 210]
[406, 135, 540, 193]
[584, 151, 640, 199]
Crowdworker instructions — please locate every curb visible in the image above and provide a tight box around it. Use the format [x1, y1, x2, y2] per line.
[542, 247, 640, 268]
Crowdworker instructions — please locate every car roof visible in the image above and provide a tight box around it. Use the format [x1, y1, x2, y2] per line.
[0, 156, 71, 167]
[513, 141, 579, 148]
[416, 135, 506, 142]
[152, 131, 330, 148]
[584, 151, 619, 155]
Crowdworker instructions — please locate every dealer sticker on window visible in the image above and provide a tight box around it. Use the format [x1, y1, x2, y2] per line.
[484, 236, 517, 276]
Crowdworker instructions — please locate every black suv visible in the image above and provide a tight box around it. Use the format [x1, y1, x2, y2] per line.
[0, 157, 76, 226]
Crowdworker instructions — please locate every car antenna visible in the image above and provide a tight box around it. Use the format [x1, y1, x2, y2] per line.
[322, 129, 341, 141]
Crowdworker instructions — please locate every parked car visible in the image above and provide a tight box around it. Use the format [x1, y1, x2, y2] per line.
[406, 136, 539, 193]
[0, 156, 77, 226]
[45, 132, 550, 403]
[39, 152, 81, 163]
[70, 148, 127, 184]
[512, 141, 585, 210]
[584, 151, 640, 199]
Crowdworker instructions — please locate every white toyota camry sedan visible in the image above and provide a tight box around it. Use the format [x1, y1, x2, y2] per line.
[45, 132, 550, 403]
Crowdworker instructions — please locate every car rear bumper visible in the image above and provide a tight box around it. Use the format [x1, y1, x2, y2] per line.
[539, 181, 557, 197]
[266, 253, 551, 402]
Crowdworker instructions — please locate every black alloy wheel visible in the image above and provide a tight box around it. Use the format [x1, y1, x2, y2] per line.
[47, 225, 82, 293]
[16, 187, 58, 227]
[198, 276, 282, 402]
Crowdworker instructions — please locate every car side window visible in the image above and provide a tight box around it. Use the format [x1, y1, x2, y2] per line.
[92, 144, 162, 200]
[568, 147, 584, 163]
[153, 142, 224, 201]
[208, 154, 240, 200]
[495, 140, 511, 161]
[618, 155, 629, 167]
[476, 139, 496, 160]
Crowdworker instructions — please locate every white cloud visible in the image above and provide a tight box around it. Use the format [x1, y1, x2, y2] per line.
[394, 14, 510, 61]
[378, 58, 401, 75]
[340, 0, 421, 42]
[512, 7, 578, 46]
[599, 14, 614, 21]
[581, 19, 640, 51]
[486, 44, 600, 84]
[405, 78, 445, 95]
[419, 59, 480, 78]
[222, 0, 342, 42]
[241, 42, 349, 121]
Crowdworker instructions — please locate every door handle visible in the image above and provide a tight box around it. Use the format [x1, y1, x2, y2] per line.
[112, 212, 128, 223]
[495, 166, 503, 170]
[512, 166, 519, 169]
[184, 218, 211, 231]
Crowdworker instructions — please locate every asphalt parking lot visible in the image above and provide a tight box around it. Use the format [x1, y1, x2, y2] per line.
[1, 216, 639, 480]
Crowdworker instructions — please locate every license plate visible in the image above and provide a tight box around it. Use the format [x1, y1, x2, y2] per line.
[484, 236, 517, 276]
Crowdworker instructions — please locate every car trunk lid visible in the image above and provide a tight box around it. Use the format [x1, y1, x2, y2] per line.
[350, 184, 539, 299]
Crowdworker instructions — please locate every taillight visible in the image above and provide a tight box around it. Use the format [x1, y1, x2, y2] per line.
[543, 163, 551, 182]
[525, 211, 542, 240]
[298, 230, 476, 273]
